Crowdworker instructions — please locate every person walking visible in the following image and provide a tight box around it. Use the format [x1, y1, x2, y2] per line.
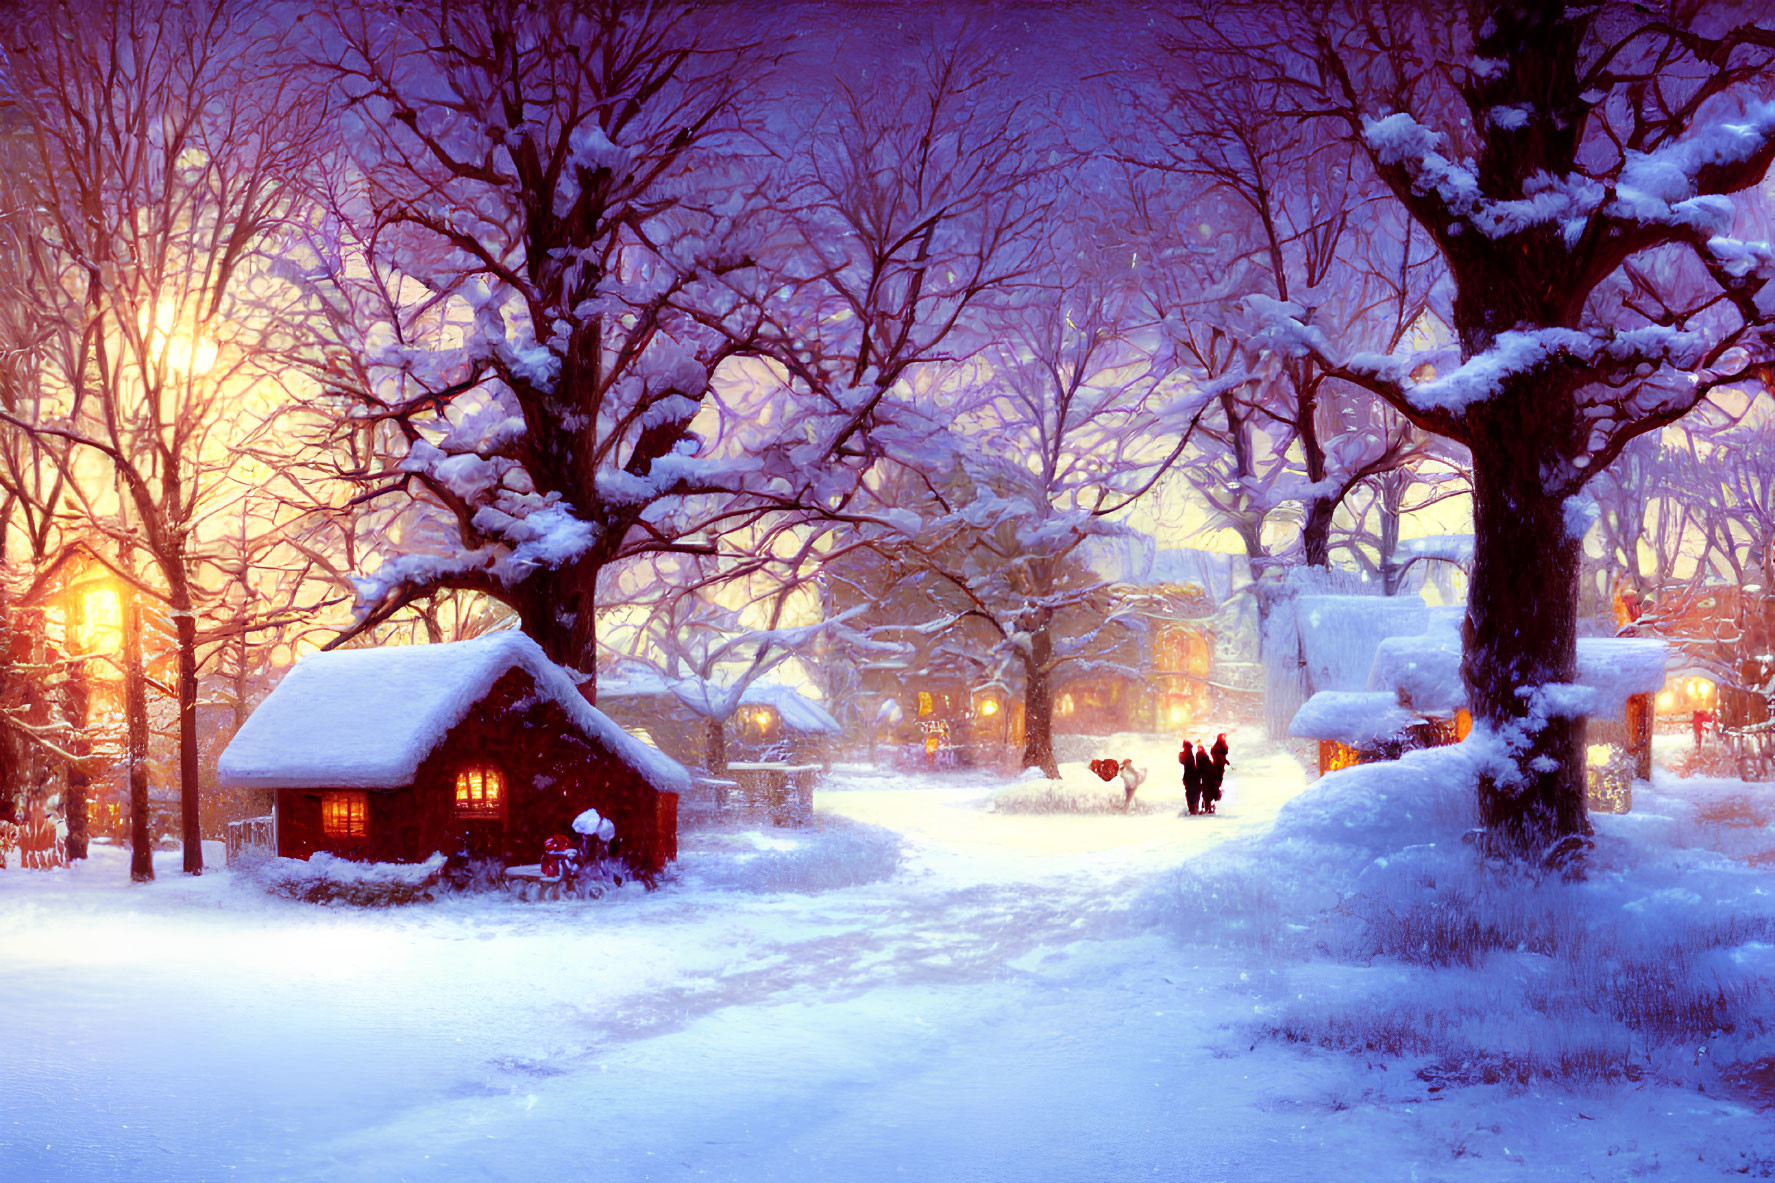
[1180, 740, 1202, 815]
[1205, 733, 1230, 814]
[1119, 758, 1145, 811]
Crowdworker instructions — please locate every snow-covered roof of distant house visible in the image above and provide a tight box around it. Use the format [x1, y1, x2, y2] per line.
[218, 632, 690, 794]
[1364, 627, 1667, 723]
[596, 663, 676, 700]
[739, 682, 841, 735]
[1368, 623, 1466, 714]
[1575, 638, 1668, 721]
[1289, 691, 1424, 745]
[1295, 594, 1431, 694]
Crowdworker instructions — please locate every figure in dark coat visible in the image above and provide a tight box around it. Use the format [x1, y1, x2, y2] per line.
[1206, 733, 1231, 813]
[1180, 741, 1201, 815]
[1194, 745, 1216, 813]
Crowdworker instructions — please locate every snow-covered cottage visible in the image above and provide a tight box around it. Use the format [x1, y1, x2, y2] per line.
[596, 668, 842, 768]
[218, 633, 689, 875]
[1291, 619, 1664, 812]
[731, 682, 842, 759]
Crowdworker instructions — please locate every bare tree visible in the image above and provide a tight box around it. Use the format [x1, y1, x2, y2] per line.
[0, 0, 323, 873]
[844, 208, 1211, 775]
[304, 0, 775, 683]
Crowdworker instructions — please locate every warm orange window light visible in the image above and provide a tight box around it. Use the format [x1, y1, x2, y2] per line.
[322, 791, 369, 839]
[1320, 740, 1363, 776]
[454, 766, 505, 820]
[917, 691, 934, 717]
[79, 587, 123, 653]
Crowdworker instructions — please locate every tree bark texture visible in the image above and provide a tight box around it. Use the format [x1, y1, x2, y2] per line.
[1301, 496, 1336, 569]
[63, 762, 88, 861]
[124, 590, 152, 883]
[1019, 626, 1060, 778]
[174, 604, 202, 874]
[1461, 408, 1588, 852]
[514, 555, 602, 688]
[704, 716, 728, 777]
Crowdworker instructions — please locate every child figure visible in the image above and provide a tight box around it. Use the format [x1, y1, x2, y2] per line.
[1118, 758, 1146, 811]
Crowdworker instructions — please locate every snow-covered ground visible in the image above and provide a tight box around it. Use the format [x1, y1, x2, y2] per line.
[3, 729, 1773, 1182]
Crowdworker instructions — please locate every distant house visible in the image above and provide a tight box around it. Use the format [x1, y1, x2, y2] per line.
[1067, 538, 1248, 732]
[218, 633, 689, 875]
[1616, 583, 1775, 729]
[1291, 619, 1664, 813]
[731, 682, 842, 761]
[596, 668, 842, 769]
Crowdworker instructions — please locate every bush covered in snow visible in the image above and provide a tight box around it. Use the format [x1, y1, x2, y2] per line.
[1148, 744, 1775, 1090]
[991, 774, 1167, 816]
[679, 818, 903, 894]
[251, 852, 446, 906]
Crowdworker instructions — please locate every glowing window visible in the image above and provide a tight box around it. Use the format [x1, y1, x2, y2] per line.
[321, 791, 369, 839]
[918, 691, 933, 717]
[454, 766, 505, 820]
[1321, 741, 1362, 775]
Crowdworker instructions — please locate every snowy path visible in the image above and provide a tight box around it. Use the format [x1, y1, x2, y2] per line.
[5, 736, 1770, 1181]
[1, 734, 1308, 1182]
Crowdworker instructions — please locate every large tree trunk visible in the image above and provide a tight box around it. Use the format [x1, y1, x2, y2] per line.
[1020, 628, 1060, 778]
[1301, 496, 1336, 568]
[1378, 476, 1404, 596]
[516, 557, 602, 691]
[173, 597, 202, 875]
[63, 761, 88, 861]
[1463, 435, 1588, 855]
[124, 590, 153, 883]
[703, 716, 728, 776]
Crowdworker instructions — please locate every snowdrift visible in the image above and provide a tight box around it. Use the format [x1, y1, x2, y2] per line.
[676, 818, 904, 894]
[991, 773, 1169, 816]
[1147, 743, 1775, 1089]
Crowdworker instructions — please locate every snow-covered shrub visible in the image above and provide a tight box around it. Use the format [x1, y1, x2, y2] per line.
[572, 855, 631, 896]
[1146, 744, 1775, 1088]
[990, 776, 1166, 816]
[438, 853, 508, 895]
[252, 853, 446, 906]
[683, 819, 903, 894]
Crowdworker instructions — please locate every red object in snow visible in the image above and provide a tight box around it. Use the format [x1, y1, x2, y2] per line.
[540, 833, 578, 881]
[1089, 758, 1121, 782]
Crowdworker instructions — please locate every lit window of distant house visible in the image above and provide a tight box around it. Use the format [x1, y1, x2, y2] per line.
[454, 766, 505, 820]
[321, 791, 369, 839]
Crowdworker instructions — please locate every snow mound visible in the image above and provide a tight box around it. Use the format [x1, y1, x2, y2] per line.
[677, 819, 904, 894]
[990, 777, 1166, 816]
[218, 632, 690, 794]
[1146, 747, 1775, 1088]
